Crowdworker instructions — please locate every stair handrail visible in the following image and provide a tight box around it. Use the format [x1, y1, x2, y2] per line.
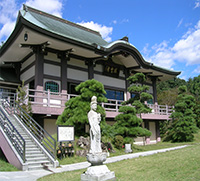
[0, 104, 26, 162]
[12, 102, 57, 160]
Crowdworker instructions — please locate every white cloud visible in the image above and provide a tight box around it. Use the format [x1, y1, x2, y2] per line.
[177, 18, 183, 28]
[0, 0, 18, 42]
[0, 0, 63, 42]
[24, 0, 63, 17]
[143, 19, 200, 70]
[112, 20, 117, 24]
[78, 21, 113, 42]
[194, 0, 200, 9]
[0, 21, 16, 41]
[194, 66, 200, 73]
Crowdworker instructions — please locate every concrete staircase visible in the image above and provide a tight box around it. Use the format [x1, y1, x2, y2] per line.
[11, 118, 53, 170]
[0, 101, 58, 171]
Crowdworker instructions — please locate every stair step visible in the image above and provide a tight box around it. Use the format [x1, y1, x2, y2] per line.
[27, 163, 53, 171]
[27, 160, 50, 166]
[26, 153, 45, 157]
[26, 157, 49, 162]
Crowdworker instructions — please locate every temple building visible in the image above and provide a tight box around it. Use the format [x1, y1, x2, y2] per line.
[0, 5, 181, 145]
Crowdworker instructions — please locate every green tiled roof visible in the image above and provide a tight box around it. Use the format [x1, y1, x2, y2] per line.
[21, 5, 108, 46]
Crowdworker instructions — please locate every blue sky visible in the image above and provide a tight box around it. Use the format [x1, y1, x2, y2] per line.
[0, 0, 200, 80]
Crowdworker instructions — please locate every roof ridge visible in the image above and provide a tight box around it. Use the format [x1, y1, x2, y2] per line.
[22, 4, 102, 37]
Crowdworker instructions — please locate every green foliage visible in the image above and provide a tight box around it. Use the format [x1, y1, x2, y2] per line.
[164, 86, 198, 142]
[114, 73, 152, 140]
[56, 79, 107, 136]
[157, 77, 186, 94]
[157, 88, 178, 106]
[123, 137, 133, 144]
[187, 75, 200, 102]
[113, 135, 124, 149]
[16, 81, 32, 116]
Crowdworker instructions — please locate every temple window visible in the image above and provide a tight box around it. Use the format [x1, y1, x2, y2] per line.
[45, 81, 59, 93]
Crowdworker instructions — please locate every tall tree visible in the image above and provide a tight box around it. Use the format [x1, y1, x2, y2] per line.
[165, 86, 198, 142]
[56, 79, 107, 136]
[114, 73, 152, 143]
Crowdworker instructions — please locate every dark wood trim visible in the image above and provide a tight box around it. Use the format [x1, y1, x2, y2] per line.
[86, 60, 94, 79]
[104, 85, 126, 92]
[94, 71, 125, 80]
[124, 68, 130, 92]
[43, 74, 61, 81]
[151, 77, 157, 103]
[66, 78, 82, 85]
[67, 64, 88, 72]
[35, 47, 44, 87]
[144, 120, 149, 130]
[61, 53, 67, 91]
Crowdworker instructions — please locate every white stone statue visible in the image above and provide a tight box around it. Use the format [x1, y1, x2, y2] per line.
[81, 96, 115, 180]
[88, 96, 102, 154]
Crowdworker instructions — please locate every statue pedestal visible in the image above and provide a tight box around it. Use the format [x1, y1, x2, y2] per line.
[81, 152, 116, 181]
[81, 165, 116, 181]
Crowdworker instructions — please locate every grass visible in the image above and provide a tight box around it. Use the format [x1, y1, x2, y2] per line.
[38, 144, 200, 181]
[58, 141, 187, 165]
[38, 130, 200, 181]
[0, 158, 18, 171]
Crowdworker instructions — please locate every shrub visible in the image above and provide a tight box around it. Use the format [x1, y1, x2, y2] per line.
[123, 137, 133, 144]
[113, 135, 124, 149]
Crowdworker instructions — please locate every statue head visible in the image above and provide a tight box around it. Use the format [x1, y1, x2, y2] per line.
[90, 96, 97, 111]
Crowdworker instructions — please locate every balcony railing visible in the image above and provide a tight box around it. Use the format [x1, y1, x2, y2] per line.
[0, 89, 174, 116]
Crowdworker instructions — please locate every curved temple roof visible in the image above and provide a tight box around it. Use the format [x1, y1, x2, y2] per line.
[0, 4, 181, 81]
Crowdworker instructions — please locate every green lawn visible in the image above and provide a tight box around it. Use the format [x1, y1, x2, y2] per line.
[38, 144, 200, 181]
[0, 158, 19, 171]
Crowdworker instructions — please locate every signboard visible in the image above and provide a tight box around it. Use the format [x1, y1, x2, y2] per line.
[57, 126, 74, 142]
[103, 64, 119, 78]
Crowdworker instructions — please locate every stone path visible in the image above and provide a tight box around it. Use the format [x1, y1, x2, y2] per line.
[0, 145, 188, 181]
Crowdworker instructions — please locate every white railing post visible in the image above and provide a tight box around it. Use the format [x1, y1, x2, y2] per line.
[166, 105, 168, 115]
[154, 102, 158, 114]
[116, 100, 118, 112]
[102, 102, 104, 109]
[47, 89, 50, 107]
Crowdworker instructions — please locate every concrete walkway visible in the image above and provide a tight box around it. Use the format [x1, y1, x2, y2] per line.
[0, 145, 188, 181]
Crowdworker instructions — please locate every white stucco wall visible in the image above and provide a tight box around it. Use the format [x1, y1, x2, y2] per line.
[44, 119, 57, 136]
[20, 66, 35, 82]
[44, 52, 61, 63]
[44, 63, 61, 77]
[21, 55, 35, 71]
[149, 122, 156, 140]
[94, 74, 126, 89]
[68, 58, 87, 68]
[67, 68, 88, 81]
[94, 64, 103, 72]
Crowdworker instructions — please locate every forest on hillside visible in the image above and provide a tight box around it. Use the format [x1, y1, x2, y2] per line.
[157, 75, 200, 141]
[157, 75, 200, 106]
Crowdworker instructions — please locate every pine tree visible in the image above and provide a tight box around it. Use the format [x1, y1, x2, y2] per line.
[165, 86, 198, 142]
[56, 79, 107, 136]
[114, 73, 152, 143]
[16, 81, 32, 116]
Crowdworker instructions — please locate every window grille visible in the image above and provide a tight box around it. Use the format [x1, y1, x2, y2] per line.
[45, 81, 59, 93]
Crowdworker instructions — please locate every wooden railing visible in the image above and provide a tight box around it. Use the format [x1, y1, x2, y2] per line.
[2, 89, 173, 116]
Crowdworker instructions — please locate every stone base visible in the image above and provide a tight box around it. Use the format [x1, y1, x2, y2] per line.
[125, 144, 132, 153]
[81, 165, 116, 181]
